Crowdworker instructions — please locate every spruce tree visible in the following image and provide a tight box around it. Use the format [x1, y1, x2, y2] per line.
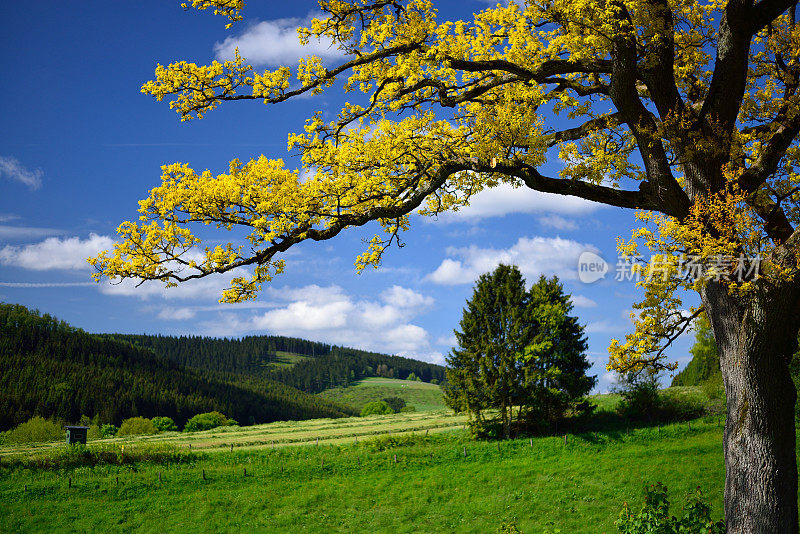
[444, 266, 594, 438]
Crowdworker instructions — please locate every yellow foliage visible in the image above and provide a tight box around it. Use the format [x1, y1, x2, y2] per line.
[93, 0, 800, 374]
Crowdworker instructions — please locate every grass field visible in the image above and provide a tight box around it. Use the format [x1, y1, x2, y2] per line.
[318, 377, 447, 412]
[0, 418, 740, 533]
[4, 390, 794, 532]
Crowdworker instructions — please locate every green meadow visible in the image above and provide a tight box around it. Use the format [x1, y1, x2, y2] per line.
[3, 389, 782, 533]
[0, 418, 736, 533]
[318, 377, 448, 412]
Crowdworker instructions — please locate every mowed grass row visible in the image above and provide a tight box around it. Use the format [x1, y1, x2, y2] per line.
[318, 377, 448, 412]
[0, 420, 740, 533]
[0, 411, 467, 456]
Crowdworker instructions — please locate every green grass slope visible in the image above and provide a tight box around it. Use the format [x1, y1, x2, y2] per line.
[317, 377, 447, 412]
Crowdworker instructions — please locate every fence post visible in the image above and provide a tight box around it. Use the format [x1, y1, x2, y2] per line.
[394, 454, 398, 464]
[463, 446, 467, 458]
[68, 477, 72, 489]
[202, 469, 206, 481]
[243, 468, 247, 477]
[563, 435, 567, 446]
[230, 444, 234, 452]
[529, 438, 533, 447]
[158, 471, 162, 483]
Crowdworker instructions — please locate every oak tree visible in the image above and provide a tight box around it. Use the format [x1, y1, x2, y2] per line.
[91, 1, 800, 531]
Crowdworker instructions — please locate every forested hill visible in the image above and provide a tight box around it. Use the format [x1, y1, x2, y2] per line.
[110, 334, 447, 393]
[0, 303, 355, 430]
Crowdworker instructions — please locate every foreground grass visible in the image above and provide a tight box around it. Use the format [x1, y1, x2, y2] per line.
[318, 377, 447, 412]
[0, 419, 742, 533]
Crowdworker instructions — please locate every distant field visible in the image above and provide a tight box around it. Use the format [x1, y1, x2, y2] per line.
[268, 351, 310, 369]
[0, 410, 466, 456]
[318, 377, 447, 412]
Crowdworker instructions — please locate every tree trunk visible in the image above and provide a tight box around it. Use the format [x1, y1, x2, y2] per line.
[703, 280, 800, 533]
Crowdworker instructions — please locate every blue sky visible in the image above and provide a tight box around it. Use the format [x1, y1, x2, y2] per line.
[0, 0, 697, 392]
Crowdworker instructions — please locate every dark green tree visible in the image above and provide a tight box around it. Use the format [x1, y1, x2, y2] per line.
[445, 266, 594, 438]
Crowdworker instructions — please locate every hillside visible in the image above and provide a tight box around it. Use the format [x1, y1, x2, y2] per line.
[111, 333, 447, 393]
[318, 377, 447, 412]
[0, 303, 355, 430]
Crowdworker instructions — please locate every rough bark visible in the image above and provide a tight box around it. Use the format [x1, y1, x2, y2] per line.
[703, 280, 800, 533]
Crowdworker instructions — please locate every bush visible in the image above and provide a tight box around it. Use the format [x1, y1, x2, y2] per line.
[615, 373, 705, 422]
[399, 405, 417, 413]
[431, 378, 439, 385]
[407, 372, 419, 381]
[151, 416, 179, 432]
[100, 424, 119, 438]
[616, 482, 724, 533]
[184, 411, 233, 432]
[117, 417, 159, 436]
[4, 416, 63, 444]
[382, 396, 406, 413]
[360, 401, 394, 417]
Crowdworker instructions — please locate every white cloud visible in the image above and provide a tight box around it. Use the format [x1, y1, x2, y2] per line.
[539, 214, 579, 231]
[381, 285, 434, 308]
[427, 236, 598, 285]
[0, 225, 65, 240]
[197, 284, 440, 362]
[157, 307, 197, 321]
[214, 13, 344, 67]
[570, 295, 598, 308]
[0, 233, 114, 271]
[0, 156, 42, 190]
[434, 183, 601, 223]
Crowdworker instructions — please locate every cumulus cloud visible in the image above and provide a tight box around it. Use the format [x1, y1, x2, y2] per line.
[0, 233, 114, 271]
[197, 284, 440, 362]
[0, 156, 43, 190]
[570, 295, 598, 308]
[427, 236, 598, 285]
[434, 183, 601, 223]
[213, 13, 345, 67]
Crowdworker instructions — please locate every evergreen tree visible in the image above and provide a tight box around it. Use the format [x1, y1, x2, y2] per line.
[444, 266, 594, 439]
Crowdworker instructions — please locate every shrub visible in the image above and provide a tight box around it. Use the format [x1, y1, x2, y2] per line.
[431, 378, 439, 385]
[184, 411, 232, 432]
[117, 417, 159, 436]
[151, 416, 179, 432]
[616, 482, 724, 533]
[382, 396, 406, 413]
[100, 424, 119, 438]
[399, 405, 417, 413]
[360, 401, 394, 417]
[5, 416, 63, 444]
[407, 372, 419, 381]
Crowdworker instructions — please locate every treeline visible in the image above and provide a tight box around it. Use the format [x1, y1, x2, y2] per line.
[269, 347, 447, 393]
[0, 303, 355, 431]
[111, 333, 447, 393]
[109, 334, 331, 375]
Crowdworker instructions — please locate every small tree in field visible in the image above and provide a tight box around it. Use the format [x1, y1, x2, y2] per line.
[444, 265, 594, 438]
[361, 400, 394, 416]
[151, 416, 179, 433]
[117, 417, 159, 437]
